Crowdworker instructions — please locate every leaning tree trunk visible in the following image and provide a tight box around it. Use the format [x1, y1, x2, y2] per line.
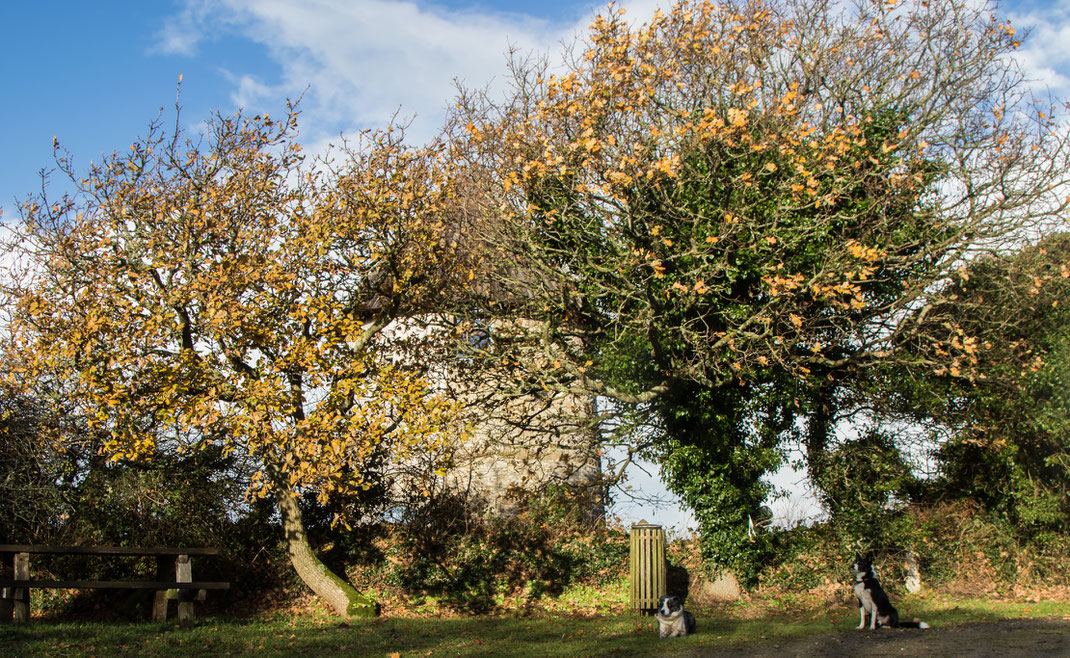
[275, 488, 378, 617]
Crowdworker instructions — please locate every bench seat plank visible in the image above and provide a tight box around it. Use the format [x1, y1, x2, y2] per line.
[0, 545, 220, 556]
[0, 580, 229, 590]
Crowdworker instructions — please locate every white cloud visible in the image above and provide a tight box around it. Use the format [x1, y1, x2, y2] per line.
[228, 72, 284, 111]
[154, 0, 696, 147]
[158, 0, 603, 146]
[153, 0, 220, 56]
[1008, 4, 1070, 96]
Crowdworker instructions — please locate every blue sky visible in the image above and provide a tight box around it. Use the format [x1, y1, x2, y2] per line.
[2, 0, 1069, 530]
[0, 0, 601, 214]
[3, 0, 1068, 216]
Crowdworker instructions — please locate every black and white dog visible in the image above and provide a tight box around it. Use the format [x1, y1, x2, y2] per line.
[655, 595, 697, 638]
[852, 554, 930, 630]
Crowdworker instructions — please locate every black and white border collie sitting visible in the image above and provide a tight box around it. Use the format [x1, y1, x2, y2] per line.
[655, 595, 696, 638]
[852, 553, 929, 630]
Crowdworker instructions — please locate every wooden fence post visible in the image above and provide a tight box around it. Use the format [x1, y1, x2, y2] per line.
[905, 551, 922, 594]
[630, 521, 666, 614]
[13, 552, 30, 624]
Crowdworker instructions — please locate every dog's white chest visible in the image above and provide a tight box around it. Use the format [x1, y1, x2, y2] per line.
[854, 582, 874, 611]
[656, 612, 685, 638]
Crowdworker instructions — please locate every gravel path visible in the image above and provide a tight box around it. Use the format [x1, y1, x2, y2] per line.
[701, 618, 1070, 657]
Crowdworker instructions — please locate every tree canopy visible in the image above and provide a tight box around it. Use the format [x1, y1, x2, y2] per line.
[2, 105, 473, 615]
[450, 0, 1070, 573]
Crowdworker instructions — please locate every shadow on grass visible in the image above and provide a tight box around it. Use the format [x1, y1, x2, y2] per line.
[0, 614, 752, 657]
[4, 597, 1068, 657]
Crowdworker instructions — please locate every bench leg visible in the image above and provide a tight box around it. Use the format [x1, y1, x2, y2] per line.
[0, 552, 12, 623]
[13, 552, 30, 624]
[153, 556, 169, 622]
[153, 589, 169, 622]
[176, 555, 193, 626]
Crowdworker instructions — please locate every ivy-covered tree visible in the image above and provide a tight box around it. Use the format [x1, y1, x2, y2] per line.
[1, 105, 472, 616]
[450, 0, 1070, 576]
[816, 429, 917, 544]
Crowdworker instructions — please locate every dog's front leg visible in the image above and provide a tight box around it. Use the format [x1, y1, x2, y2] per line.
[869, 608, 878, 630]
[857, 605, 866, 629]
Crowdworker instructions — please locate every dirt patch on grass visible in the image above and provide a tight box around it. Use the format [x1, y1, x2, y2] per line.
[705, 618, 1070, 657]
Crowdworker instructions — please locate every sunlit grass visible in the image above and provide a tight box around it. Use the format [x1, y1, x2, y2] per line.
[3, 595, 1068, 656]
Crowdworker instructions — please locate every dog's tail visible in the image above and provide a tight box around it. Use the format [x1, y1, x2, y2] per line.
[898, 620, 930, 629]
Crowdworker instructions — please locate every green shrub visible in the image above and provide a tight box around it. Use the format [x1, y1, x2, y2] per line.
[371, 487, 628, 612]
[757, 500, 1070, 595]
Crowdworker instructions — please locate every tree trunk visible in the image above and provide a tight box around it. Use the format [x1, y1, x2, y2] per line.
[275, 489, 378, 617]
[805, 382, 836, 491]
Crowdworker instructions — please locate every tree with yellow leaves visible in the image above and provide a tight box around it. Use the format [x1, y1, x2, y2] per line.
[451, 0, 1070, 576]
[2, 105, 472, 616]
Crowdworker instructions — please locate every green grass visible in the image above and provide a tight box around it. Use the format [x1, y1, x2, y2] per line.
[4, 615, 778, 657]
[2, 596, 1068, 656]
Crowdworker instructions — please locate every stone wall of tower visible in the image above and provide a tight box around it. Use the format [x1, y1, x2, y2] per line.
[379, 316, 605, 519]
[445, 389, 604, 518]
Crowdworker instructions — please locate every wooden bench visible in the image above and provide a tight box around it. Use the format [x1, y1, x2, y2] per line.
[0, 544, 230, 624]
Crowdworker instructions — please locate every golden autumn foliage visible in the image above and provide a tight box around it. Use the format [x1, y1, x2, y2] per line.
[2, 106, 471, 517]
[452, 0, 1070, 401]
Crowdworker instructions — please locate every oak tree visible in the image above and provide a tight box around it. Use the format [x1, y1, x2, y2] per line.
[2, 105, 472, 615]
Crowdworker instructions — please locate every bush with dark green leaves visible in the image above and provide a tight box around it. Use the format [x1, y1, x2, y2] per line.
[376, 488, 627, 611]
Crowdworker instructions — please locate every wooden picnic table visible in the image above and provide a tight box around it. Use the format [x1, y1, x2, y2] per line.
[0, 544, 229, 624]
